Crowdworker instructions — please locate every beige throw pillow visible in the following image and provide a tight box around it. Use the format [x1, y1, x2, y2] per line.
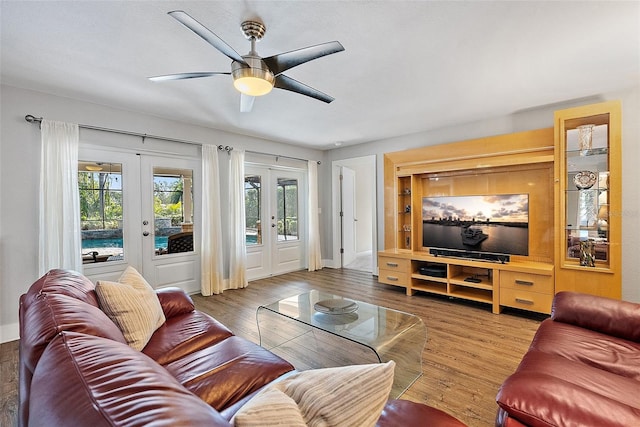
[233, 361, 395, 427]
[96, 266, 165, 351]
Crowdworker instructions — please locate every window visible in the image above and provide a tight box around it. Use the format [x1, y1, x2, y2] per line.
[79, 162, 124, 263]
[276, 177, 298, 241]
[245, 175, 262, 245]
[153, 167, 193, 255]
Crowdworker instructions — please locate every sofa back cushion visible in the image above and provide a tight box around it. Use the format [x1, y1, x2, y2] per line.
[19, 269, 127, 426]
[552, 291, 640, 342]
[20, 269, 126, 373]
[29, 331, 230, 427]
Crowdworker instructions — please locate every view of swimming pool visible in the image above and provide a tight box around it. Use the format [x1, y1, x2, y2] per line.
[82, 237, 168, 250]
[83, 235, 258, 251]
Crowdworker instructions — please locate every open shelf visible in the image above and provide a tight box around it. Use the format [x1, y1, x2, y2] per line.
[448, 285, 493, 304]
[411, 280, 448, 296]
[378, 251, 553, 314]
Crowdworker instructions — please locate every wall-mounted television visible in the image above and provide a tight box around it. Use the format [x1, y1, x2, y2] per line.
[422, 194, 529, 261]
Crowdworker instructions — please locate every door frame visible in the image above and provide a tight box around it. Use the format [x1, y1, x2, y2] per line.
[245, 162, 307, 281]
[140, 154, 201, 292]
[78, 145, 201, 293]
[331, 155, 377, 272]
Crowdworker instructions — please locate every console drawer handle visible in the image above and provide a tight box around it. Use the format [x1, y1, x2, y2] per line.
[386, 276, 399, 281]
[386, 262, 399, 267]
[515, 280, 534, 286]
[515, 298, 534, 305]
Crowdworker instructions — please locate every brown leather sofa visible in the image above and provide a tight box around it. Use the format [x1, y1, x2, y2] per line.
[19, 269, 465, 427]
[496, 291, 640, 427]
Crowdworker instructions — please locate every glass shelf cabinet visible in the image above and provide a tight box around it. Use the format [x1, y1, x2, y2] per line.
[396, 175, 413, 250]
[555, 101, 621, 298]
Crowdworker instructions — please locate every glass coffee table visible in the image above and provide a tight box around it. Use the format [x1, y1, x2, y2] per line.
[256, 290, 426, 397]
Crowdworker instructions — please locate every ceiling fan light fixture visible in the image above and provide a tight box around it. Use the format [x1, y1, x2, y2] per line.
[232, 67, 274, 96]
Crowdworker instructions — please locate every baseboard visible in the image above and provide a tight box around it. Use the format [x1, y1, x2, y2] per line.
[322, 259, 340, 269]
[1, 322, 19, 343]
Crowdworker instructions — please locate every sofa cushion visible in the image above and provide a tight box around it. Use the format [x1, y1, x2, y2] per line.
[19, 269, 127, 375]
[143, 310, 234, 364]
[496, 349, 640, 427]
[233, 362, 395, 427]
[164, 335, 295, 410]
[552, 291, 640, 342]
[29, 331, 230, 427]
[96, 266, 166, 350]
[376, 399, 467, 427]
[530, 319, 640, 381]
[155, 286, 196, 318]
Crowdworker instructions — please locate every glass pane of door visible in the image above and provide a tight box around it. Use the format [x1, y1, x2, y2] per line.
[79, 161, 124, 263]
[245, 175, 262, 245]
[153, 167, 194, 255]
[276, 177, 298, 241]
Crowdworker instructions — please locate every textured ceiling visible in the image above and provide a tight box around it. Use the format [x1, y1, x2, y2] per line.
[1, 1, 638, 149]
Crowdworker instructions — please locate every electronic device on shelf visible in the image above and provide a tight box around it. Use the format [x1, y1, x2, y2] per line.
[429, 248, 510, 264]
[418, 264, 447, 278]
[463, 276, 482, 283]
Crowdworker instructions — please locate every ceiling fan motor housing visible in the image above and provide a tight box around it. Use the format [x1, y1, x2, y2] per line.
[232, 55, 275, 96]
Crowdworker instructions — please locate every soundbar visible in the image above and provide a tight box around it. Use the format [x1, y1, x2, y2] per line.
[429, 248, 510, 264]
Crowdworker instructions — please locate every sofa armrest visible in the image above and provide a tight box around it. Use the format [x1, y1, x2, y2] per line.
[156, 287, 195, 319]
[551, 291, 640, 342]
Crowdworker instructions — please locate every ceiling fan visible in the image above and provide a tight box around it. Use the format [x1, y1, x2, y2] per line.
[150, 10, 345, 112]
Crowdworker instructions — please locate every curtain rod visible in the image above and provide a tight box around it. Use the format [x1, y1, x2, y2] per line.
[25, 114, 320, 164]
[246, 150, 320, 165]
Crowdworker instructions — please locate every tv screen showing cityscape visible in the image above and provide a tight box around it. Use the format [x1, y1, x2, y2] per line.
[422, 194, 529, 256]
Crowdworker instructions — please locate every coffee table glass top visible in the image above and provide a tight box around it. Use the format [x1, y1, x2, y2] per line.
[257, 290, 426, 396]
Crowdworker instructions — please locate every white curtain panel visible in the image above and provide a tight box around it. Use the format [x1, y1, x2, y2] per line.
[228, 150, 248, 289]
[38, 120, 82, 275]
[307, 160, 323, 271]
[200, 144, 224, 295]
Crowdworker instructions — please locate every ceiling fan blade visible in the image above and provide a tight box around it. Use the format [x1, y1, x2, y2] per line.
[168, 10, 246, 64]
[148, 72, 230, 82]
[240, 94, 255, 113]
[274, 75, 334, 103]
[263, 41, 344, 75]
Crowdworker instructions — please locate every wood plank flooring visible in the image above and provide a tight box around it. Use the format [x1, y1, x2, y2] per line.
[1, 268, 546, 427]
[191, 268, 546, 427]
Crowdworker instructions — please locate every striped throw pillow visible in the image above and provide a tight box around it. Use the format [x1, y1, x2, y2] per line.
[96, 266, 165, 351]
[233, 361, 395, 427]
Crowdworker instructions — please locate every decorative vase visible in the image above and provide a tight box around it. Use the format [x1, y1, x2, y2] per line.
[579, 240, 596, 267]
[577, 124, 594, 156]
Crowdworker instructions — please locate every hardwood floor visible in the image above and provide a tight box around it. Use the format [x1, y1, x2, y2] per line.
[1, 268, 545, 427]
[192, 268, 546, 427]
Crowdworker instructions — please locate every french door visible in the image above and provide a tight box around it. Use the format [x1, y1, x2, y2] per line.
[140, 155, 200, 292]
[245, 165, 306, 280]
[79, 147, 200, 293]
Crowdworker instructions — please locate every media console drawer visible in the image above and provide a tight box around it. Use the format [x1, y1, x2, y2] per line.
[378, 270, 409, 287]
[500, 287, 553, 313]
[500, 271, 553, 294]
[378, 256, 410, 271]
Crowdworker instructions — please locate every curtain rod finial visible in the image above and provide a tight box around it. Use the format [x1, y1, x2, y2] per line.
[25, 114, 43, 123]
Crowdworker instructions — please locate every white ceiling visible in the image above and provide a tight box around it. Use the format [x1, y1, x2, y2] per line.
[1, 1, 638, 150]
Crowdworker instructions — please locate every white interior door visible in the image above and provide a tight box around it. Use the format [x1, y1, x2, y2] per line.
[140, 155, 200, 292]
[341, 166, 357, 266]
[245, 165, 306, 280]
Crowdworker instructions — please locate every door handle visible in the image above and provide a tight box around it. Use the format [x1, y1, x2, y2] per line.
[271, 224, 276, 228]
[143, 231, 150, 236]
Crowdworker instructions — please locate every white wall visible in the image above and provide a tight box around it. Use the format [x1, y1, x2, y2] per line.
[324, 86, 640, 303]
[0, 84, 323, 342]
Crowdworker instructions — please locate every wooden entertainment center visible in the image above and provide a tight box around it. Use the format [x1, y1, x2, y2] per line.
[379, 101, 621, 314]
